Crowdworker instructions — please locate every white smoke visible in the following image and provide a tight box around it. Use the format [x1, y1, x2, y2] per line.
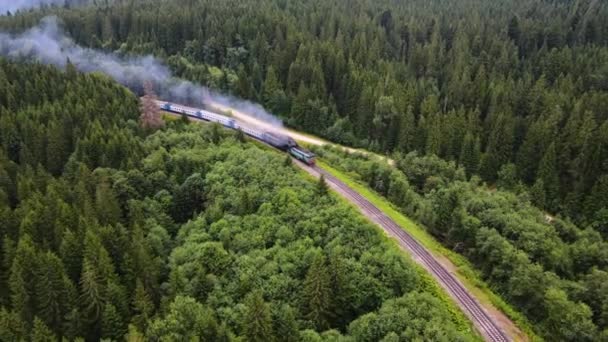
[1, 0, 71, 13]
[0, 16, 284, 126]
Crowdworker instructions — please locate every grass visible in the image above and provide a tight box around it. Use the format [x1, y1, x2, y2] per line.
[317, 160, 542, 342]
[172, 111, 535, 339]
[298, 163, 482, 340]
[161, 113, 181, 122]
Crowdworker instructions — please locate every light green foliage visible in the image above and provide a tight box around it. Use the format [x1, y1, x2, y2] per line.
[315, 145, 608, 340]
[147, 296, 226, 341]
[243, 291, 273, 342]
[348, 292, 468, 341]
[0, 61, 474, 340]
[5, 0, 607, 223]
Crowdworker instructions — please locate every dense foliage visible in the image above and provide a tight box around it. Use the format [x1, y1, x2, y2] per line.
[0, 60, 476, 341]
[314, 145, 608, 341]
[2, 0, 607, 224]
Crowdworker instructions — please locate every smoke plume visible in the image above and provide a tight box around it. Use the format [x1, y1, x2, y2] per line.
[0, 16, 284, 126]
[1, 0, 70, 14]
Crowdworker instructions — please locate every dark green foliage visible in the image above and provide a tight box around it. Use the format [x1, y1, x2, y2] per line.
[31, 317, 57, 342]
[0, 60, 472, 340]
[316, 174, 329, 196]
[2, 0, 607, 222]
[302, 254, 334, 330]
[315, 145, 608, 340]
[243, 291, 274, 342]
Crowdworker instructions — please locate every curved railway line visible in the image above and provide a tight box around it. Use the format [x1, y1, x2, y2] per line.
[304, 164, 510, 342]
[159, 101, 513, 341]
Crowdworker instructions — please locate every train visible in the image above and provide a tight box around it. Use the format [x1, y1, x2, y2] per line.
[156, 101, 316, 166]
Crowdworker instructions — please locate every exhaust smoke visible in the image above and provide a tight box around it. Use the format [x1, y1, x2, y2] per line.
[0, 16, 284, 127]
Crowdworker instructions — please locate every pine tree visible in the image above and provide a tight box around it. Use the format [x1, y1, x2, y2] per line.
[101, 303, 125, 341]
[317, 175, 329, 196]
[235, 128, 246, 143]
[583, 175, 608, 221]
[459, 133, 480, 178]
[272, 304, 299, 342]
[131, 279, 154, 333]
[60, 229, 82, 283]
[31, 316, 57, 342]
[9, 235, 38, 326]
[284, 154, 293, 167]
[46, 121, 68, 176]
[243, 291, 273, 342]
[0, 308, 27, 341]
[236, 65, 253, 99]
[537, 142, 559, 211]
[398, 105, 416, 153]
[79, 261, 105, 323]
[95, 181, 121, 225]
[497, 163, 518, 190]
[531, 179, 546, 209]
[425, 116, 442, 157]
[35, 251, 69, 334]
[508, 16, 520, 42]
[302, 254, 334, 330]
[262, 66, 281, 108]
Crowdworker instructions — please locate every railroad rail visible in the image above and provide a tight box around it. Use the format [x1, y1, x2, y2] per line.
[306, 164, 510, 342]
[158, 100, 511, 341]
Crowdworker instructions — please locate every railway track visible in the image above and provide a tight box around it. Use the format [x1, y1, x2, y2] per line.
[308, 165, 510, 342]
[160, 102, 510, 341]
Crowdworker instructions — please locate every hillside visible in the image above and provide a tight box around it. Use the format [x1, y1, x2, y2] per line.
[1, 0, 607, 340]
[0, 59, 478, 341]
[1, 0, 606, 224]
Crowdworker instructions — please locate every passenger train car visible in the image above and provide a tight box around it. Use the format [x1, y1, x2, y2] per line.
[156, 100, 315, 166]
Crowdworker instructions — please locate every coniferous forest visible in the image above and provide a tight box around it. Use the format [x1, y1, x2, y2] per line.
[1, 0, 608, 340]
[0, 60, 474, 340]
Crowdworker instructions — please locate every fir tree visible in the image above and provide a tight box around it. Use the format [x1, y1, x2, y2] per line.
[131, 279, 154, 333]
[317, 174, 329, 196]
[302, 254, 334, 330]
[537, 142, 559, 211]
[101, 303, 125, 341]
[243, 291, 273, 342]
[459, 133, 481, 178]
[531, 179, 546, 210]
[31, 317, 57, 342]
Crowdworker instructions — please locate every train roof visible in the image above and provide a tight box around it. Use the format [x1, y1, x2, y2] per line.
[291, 146, 315, 157]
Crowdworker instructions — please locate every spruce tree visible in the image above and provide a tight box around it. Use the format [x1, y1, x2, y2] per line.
[273, 304, 299, 342]
[531, 179, 546, 210]
[35, 252, 69, 334]
[537, 142, 559, 211]
[9, 235, 38, 326]
[31, 317, 57, 342]
[243, 291, 273, 342]
[459, 133, 480, 178]
[101, 303, 125, 341]
[302, 254, 334, 330]
[317, 175, 329, 196]
[262, 66, 281, 108]
[131, 279, 154, 333]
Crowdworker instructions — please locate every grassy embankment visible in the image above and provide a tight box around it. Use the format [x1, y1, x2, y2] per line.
[316, 160, 541, 342]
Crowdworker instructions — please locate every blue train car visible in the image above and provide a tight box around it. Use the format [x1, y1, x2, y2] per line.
[226, 119, 237, 129]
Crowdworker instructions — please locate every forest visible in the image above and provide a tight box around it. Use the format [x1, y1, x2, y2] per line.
[0, 59, 476, 340]
[1, 0, 608, 340]
[1, 0, 607, 225]
[314, 145, 608, 341]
